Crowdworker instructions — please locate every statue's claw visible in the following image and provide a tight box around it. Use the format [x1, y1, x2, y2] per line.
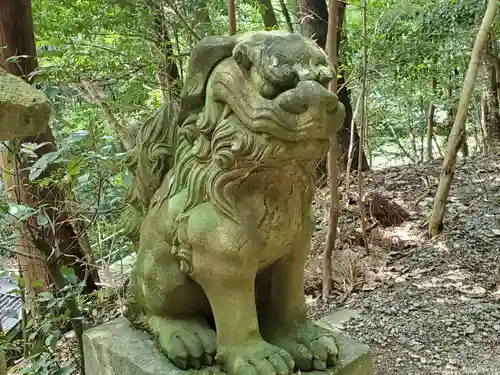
[217, 340, 294, 375]
[269, 323, 339, 371]
[148, 315, 217, 369]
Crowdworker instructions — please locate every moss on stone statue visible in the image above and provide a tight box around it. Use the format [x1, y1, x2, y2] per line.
[0, 347, 6, 375]
[122, 31, 347, 375]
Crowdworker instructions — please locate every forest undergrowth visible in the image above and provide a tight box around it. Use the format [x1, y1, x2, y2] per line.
[5, 152, 500, 375]
[307, 152, 500, 375]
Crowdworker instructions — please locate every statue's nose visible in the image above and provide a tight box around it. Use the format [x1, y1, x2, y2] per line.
[277, 81, 338, 115]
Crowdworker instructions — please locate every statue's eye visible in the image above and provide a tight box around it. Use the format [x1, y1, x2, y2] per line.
[261, 80, 277, 99]
[233, 45, 252, 69]
[250, 66, 279, 99]
[316, 66, 334, 88]
[277, 66, 299, 90]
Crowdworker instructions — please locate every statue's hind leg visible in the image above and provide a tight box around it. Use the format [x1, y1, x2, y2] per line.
[127, 238, 217, 370]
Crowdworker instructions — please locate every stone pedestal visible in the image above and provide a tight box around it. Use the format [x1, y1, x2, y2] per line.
[83, 316, 372, 375]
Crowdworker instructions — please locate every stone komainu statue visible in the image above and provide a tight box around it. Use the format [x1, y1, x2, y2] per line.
[124, 31, 345, 375]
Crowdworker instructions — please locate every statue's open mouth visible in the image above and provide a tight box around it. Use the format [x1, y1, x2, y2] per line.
[211, 59, 344, 144]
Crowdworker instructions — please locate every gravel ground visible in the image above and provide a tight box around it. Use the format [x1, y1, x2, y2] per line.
[4, 154, 500, 375]
[308, 154, 500, 375]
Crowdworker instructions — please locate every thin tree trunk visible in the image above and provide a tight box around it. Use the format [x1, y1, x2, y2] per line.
[336, 1, 369, 172]
[482, 35, 500, 145]
[258, 0, 278, 29]
[278, 0, 294, 32]
[322, 0, 339, 300]
[357, 0, 369, 254]
[429, 0, 497, 237]
[0, 345, 5, 375]
[150, 3, 181, 101]
[228, 0, 236, 35]
[389, 125, 415, 163]
[297, 0, 328, 48]
[81, 80, 134, 150]
[299, 0, 368, 173]
[482, 89, 490, 151]
[0, 0, 99, 296]
[286, 0, 299, 30]
[419, 96, 425, 162]
[409, 119, 419, 162]
[344, 92, 362, 193]
[447, 85, 469, 157]
[427, 77, 437, 161]
[433, 136, 444, 158]
[461, 133, 469, 157]
[0, 150, 50, 305]
[491, 31, 500, 104]
[185, 0, 212, 37]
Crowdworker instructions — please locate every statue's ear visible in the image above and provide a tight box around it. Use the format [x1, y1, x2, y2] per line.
[178, 35, 239, 125]
[232, 41, 257, 70]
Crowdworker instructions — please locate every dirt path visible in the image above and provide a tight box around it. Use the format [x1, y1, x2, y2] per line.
[5, 154, 500, 375]
[307, 153, 500, 375]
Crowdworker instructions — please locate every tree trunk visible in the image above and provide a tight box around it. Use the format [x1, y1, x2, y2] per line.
[409, 123, 419, 162]
[228, 0, 236, 35]
[336, 2, 369, 171]
[337, 71, 370, 171]
[491, 31, 500, 105]
[0, 0, 99, 295]
[151, 4, 181, 101]
[298, 0, 368, 172]
[482, 36, 500, 145]
[81, 80, 135, 151]
[286, 0, 299, 31]
[447, 85, 468, 157]
[426, 77, 437, 161]
[429, 0, 497, 237]
[297, 0, 328, 48]
[258, 0, 278, 29]
[322, 0, 339, 300]
[0, 152, 49, 302]
[357, 0, 369, 255]
[186, 0, 212, 37]
[278, 0, 294, 32]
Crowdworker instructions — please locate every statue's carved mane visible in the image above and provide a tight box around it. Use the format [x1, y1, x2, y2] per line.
[124, 102, 179, 243]
[124, 36, 239, 243]
[125, 33, 319, 273]
[126, 95, 288, 272]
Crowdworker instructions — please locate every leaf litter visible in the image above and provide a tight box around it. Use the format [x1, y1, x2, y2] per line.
[306, 152, 500, 375]
[5, 153, 500, 375]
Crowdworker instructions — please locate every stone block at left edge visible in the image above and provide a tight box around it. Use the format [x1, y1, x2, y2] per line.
[83, 317, 373, 375]
[0, 69, 50, 141]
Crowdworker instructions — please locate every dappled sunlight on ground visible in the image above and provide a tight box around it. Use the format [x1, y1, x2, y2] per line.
[306, 152, 500, 374]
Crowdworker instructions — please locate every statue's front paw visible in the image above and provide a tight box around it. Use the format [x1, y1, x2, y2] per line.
[269, 323, 339, 371]
[217, 340, 295, 375]
[148, 315, 217, 370]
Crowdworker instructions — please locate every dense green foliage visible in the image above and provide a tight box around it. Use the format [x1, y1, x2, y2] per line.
[0, 0, 498, 373]
[1, 0, 495, 277]
[0, 0, 495, 273]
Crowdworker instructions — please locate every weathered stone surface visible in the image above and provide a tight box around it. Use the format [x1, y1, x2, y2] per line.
[83, 317, 372, 375]
[123, 30, 346, 375]
[0, 68, 50, 140]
